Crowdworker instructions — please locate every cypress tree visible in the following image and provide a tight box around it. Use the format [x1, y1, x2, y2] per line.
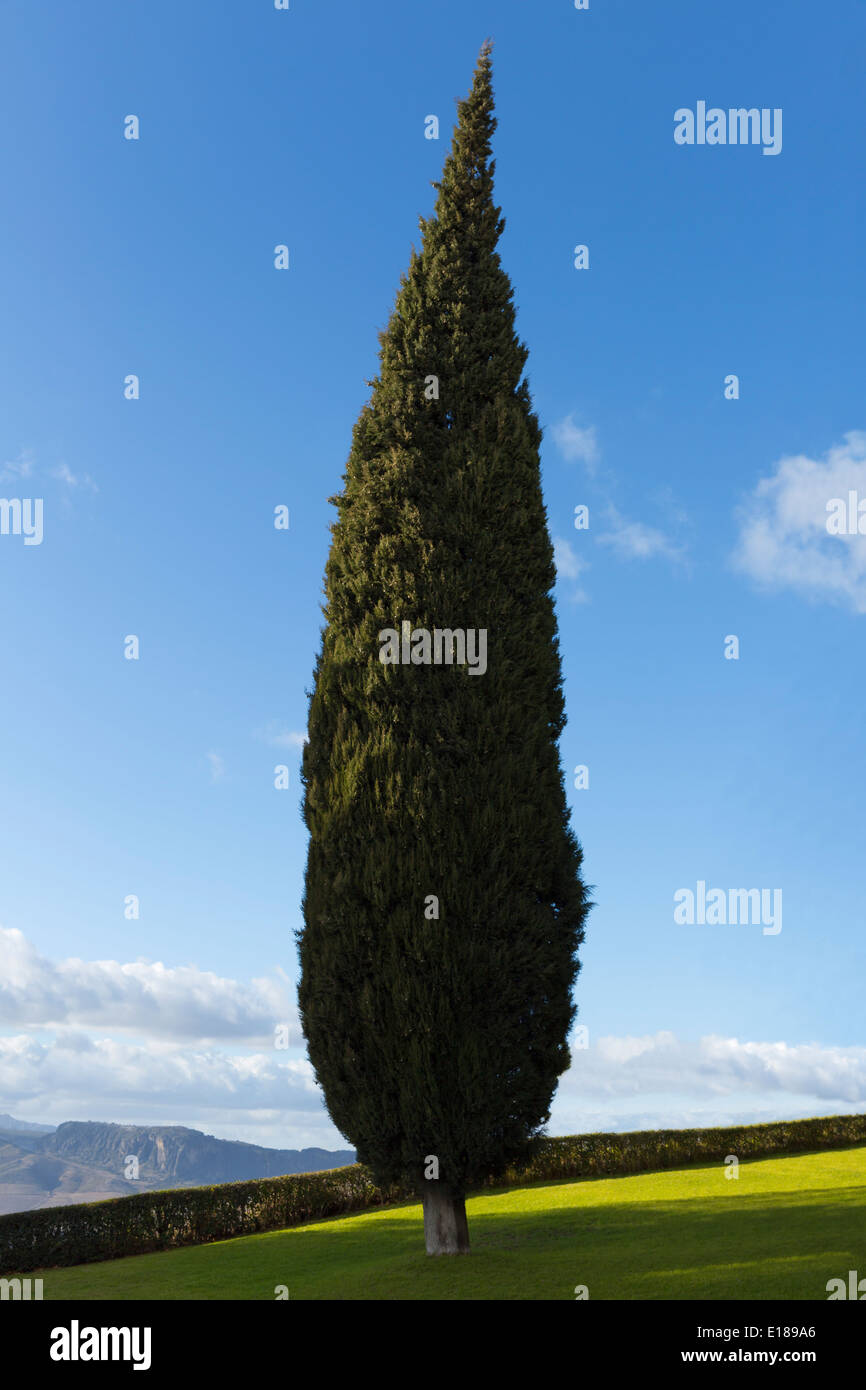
[298, 41, 590, 1255]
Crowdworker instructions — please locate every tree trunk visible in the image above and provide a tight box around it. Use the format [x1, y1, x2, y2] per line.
[422, 1187, 470, 1255]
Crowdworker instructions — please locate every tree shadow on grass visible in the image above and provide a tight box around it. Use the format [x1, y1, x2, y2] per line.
[292, 1183, 866, 1300]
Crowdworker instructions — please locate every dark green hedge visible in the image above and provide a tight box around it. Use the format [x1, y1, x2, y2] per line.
[497, 1111, 866, 1184]
[0, 1164, 410, 1275]
[3, 1112, 864, 1274]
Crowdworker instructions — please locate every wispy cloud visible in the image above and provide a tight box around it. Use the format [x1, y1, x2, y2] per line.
[1, 450, 34, 482]
[51, 462, 98, 491]
[597, 507, 684, 563]
[553, 537, 589, 603]
[549, 424, 686, 593]
[733, 431, 866, 613]
[1, 453, 98, 490]
[550, 415, 599, 472]
[259, 722, 308, 750]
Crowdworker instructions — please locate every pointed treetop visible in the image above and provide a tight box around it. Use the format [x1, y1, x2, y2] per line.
[457, 37, 496, 151]
[426, 38, 499, 241]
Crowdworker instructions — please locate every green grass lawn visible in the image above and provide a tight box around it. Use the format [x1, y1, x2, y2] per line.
[33, 1145, 866, 1300]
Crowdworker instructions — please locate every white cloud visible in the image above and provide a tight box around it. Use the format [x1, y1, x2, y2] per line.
[733, 431, 866, 612]
[3, 1021, 861, 1149]
[551, 415, 599, 471]
[548, 1099, 866, 1135]
[597, 508, 683, 562]
[0, 1032, 331, 1127]
[1, 451, 34, 481]
[553, 537, 589, 603]
[259, 723, 307, 749]
[0, 454, 98, 490]
[0, 927, 292, 1043]
[51, 463, 97, 490]
[555, 1031, 866, 1106]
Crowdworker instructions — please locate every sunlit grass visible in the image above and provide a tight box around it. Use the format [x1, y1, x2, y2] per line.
[33, 1145, 866, 1300]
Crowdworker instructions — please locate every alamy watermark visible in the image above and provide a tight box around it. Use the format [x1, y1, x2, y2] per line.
[826, 492, 866, 535]
[50, 1323, 151, 1370]
[674, 880, 782, 936]
[1, 1277, 43, 1300]
[0, 498, 43, 545]
[827, 1271, 866, 1299]
[674, 103, 782, 156]
[378, 620, 487, 676]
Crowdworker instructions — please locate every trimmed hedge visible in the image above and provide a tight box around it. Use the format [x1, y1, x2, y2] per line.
[0, 1165, 411, 1276]
[2, 1112, 864, 1274]
[496, 1112, 866, 1184]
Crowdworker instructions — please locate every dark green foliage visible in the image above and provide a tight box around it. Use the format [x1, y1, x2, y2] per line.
[4, 1114, 865, 1274]
[298, 43, 589, 1200]
[0, 1166, 405, 1275]
[493, 1113, 866, 1183]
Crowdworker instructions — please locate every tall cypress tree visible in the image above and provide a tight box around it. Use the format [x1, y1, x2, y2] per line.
[299, 41, 589, 1255]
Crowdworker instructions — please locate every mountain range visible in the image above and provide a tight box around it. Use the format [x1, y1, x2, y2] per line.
[0, 1115, 355, 1215]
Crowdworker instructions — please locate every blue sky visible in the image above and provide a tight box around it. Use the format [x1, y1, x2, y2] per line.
[1, 0, 864, 1148]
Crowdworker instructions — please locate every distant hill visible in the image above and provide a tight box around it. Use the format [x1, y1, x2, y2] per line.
[0, 1139, 136, 1216]
[0, 1113, 56, 1134]
[0, 1115, 57, 1162]
[44, 1122, 355, 1186]
[0, 1119, 355, 1215]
